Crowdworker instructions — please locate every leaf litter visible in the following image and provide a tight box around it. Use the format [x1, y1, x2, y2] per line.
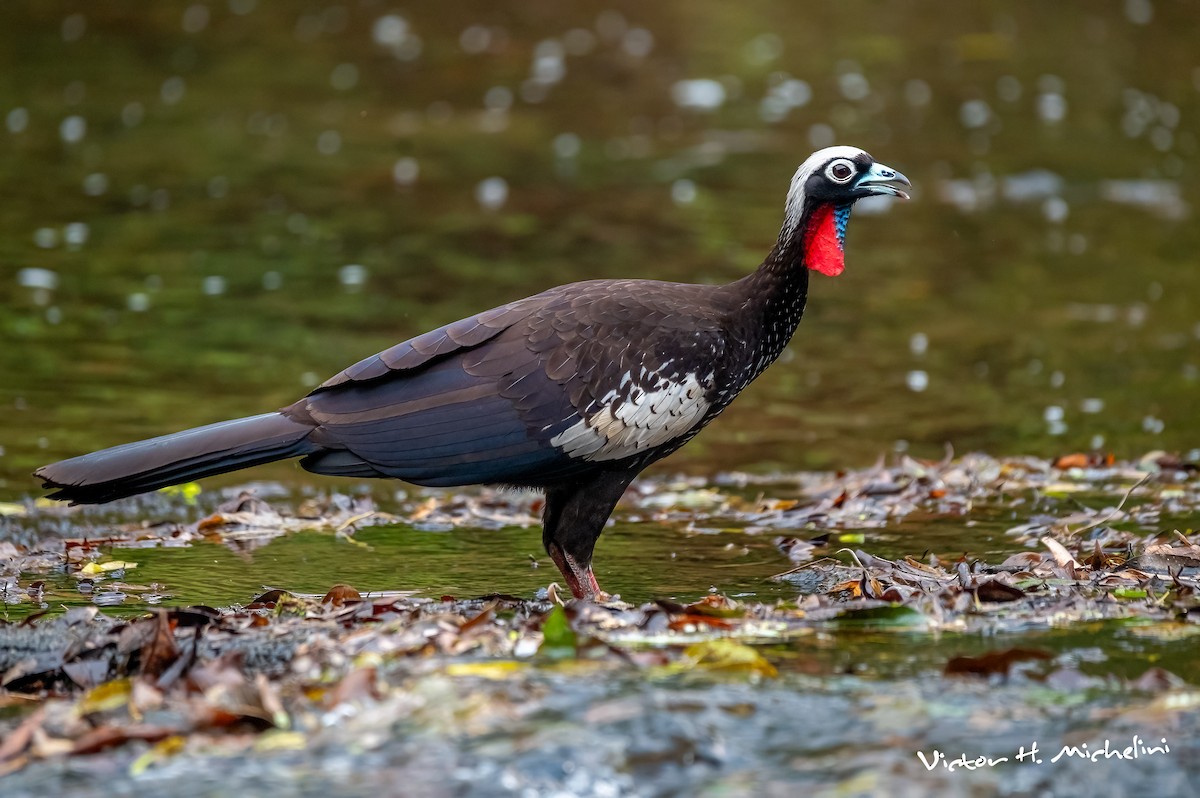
[1, 451, 1199, 789]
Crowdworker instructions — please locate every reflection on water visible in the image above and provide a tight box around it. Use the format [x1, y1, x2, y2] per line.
[1, 2, 1198, 498]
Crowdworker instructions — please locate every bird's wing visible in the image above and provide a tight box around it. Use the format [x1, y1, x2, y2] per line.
[527, 281, 728, 463]
[312, 293, 549, 391]
[297, 281, 728, 486]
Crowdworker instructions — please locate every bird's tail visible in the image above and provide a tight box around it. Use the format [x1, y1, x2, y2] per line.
[34, 412, 320, 504]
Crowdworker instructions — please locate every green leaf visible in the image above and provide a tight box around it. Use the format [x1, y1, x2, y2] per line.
[832, 605, 932, 629]
[539, 605, 577, 658]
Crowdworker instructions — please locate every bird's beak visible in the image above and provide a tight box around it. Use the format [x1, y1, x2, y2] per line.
[856, 162, 911, 199]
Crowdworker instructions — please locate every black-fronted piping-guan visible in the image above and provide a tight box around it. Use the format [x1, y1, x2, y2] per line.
[35, 146, 910, 599]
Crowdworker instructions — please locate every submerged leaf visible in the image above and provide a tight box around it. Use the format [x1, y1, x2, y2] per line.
[679, 640, 777, 677]
[832, 605, 931, 629]
[945, 648, 1053, 678]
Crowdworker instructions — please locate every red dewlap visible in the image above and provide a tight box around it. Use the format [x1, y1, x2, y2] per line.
[803, 204, 845, 277]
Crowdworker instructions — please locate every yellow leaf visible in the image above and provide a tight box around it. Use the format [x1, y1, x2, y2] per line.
[77, 678, 132, 716]
[158, 482, 202, 505]
[0, 502, 26, 517]
[81, 560, 138, 575]
[445, 661, 526, 680]
[680, 640, 777, 677]
[254, 731, 308, 752]
[128, 735, 185, 776]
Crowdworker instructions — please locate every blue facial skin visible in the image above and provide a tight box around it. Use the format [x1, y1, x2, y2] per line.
[834, 204, 852, 250]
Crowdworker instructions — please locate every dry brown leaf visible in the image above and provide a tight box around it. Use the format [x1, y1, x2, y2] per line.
[974, 580, 1026, 603]
[71, 724, 176, 755]
[140, 611, 180, 679]
[321, 584, 362, 607]
[328, 666, 379, 708]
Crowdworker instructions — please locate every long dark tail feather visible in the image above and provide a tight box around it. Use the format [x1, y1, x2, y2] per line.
[34, 413, 321, 504]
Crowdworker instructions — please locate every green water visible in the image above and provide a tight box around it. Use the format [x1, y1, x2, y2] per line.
[1, 2, 1197, 502]
[13, 519, 803, 616]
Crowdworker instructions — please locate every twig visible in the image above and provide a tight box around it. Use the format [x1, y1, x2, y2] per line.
[1071, 473, 1150, 536]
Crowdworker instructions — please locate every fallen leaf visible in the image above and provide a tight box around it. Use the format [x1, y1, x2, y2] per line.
[63, 658, 111, 689]
[71, 724, 175, 755]
[1053, 453, 1090, 469]
[944, 648, 1053, 678]
[253, 730, 308, 753]
[1041, 536, 1082, 572]
[128, 735, 186, 776]
[683, 594, 744, 618]
[139, 611, 180, 679]
[974, 580, 1025, 603]
[539, 605, 577, 657]
[321, 583, 362, 606]
[328, 665, 379, 707]
[833, 606, 931, 629]
[80, 560, 138, 576]
[444, 662, 526, 680]
[76, 678, 133, 717]
[679, 640, 777, 677]
[668, 613, 734, 631]
[1139, 544, 1200, 569]
[0, 706, 44, 762]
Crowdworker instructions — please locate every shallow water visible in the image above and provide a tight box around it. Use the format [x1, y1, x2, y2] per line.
[10, 520, 801, 617]
[1, 2, 1198, 500]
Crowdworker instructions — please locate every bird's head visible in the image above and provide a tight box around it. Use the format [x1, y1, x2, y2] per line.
[782, 146, 910, 277]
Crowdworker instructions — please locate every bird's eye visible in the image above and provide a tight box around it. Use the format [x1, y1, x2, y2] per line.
[826, 160, 855, 183]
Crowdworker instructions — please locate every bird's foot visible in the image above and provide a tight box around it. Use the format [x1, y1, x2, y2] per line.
[547, 543, 607, 601]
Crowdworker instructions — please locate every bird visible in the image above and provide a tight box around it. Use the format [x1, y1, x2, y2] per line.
[35, 146, 909, 600]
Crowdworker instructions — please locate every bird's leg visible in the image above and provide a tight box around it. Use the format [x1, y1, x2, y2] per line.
[542, 471, 636, 600]
[546, 542, 602, 599]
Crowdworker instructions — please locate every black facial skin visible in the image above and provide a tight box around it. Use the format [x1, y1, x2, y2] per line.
[806, 151, 871, 202]
[804, 151, 910, 204]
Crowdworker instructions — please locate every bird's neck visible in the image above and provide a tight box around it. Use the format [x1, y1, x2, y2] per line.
[718, 202, 839, 379]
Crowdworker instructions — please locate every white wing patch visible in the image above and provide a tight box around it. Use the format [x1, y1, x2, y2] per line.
[551, 372, 712, 462]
